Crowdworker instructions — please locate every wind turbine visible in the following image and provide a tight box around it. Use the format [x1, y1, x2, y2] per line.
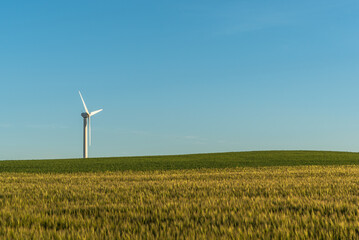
[79, 91, 103, 158]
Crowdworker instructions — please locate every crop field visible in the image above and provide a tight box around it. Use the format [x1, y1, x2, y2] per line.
[1, 151, 359, 239]
[1, 151, 359, 173]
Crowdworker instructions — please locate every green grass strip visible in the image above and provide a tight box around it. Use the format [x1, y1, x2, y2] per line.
[1, 151, 359, 173]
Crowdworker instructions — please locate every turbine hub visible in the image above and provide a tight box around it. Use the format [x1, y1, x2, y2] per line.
[81, 113, 89, 118]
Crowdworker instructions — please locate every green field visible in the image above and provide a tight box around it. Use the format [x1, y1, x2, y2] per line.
[1, 151, 359, 239]
[1, 150, 359, 173]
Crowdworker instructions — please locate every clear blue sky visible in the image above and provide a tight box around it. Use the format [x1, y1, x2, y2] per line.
[0, 0, 358, 160]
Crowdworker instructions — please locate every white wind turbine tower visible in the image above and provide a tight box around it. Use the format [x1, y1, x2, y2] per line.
[79, 91, 103, 158]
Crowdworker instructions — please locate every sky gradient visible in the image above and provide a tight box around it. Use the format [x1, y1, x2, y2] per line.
[0, 1, 359, 160]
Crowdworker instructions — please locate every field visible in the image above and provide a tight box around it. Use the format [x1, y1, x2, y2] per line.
[1, 151, 359, 173]
[1, 151, 359, 239]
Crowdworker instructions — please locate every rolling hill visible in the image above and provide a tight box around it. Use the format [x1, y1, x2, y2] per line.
[1, 150, 359, 173]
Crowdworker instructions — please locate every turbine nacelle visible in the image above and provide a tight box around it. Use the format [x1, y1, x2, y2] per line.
[81, 112, 89, 118]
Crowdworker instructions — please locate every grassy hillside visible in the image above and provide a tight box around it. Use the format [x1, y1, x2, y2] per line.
[1, 151, 359, 173]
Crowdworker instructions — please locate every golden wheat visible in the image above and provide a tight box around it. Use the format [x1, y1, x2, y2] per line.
[1, 166, 359, 239]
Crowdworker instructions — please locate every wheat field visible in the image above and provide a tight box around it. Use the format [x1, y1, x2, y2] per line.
[1, 165, 359, 239]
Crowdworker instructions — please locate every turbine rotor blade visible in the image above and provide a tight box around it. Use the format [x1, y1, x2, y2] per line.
[79, 91, 89, 114]
[90, 109, 103, 116]
[89, 116, 91, 146]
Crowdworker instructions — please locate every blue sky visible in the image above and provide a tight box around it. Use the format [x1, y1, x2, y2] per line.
[0, 0, 358, 160]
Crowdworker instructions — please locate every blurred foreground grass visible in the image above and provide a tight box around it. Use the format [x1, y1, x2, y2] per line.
[1, 165, 359, 239]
